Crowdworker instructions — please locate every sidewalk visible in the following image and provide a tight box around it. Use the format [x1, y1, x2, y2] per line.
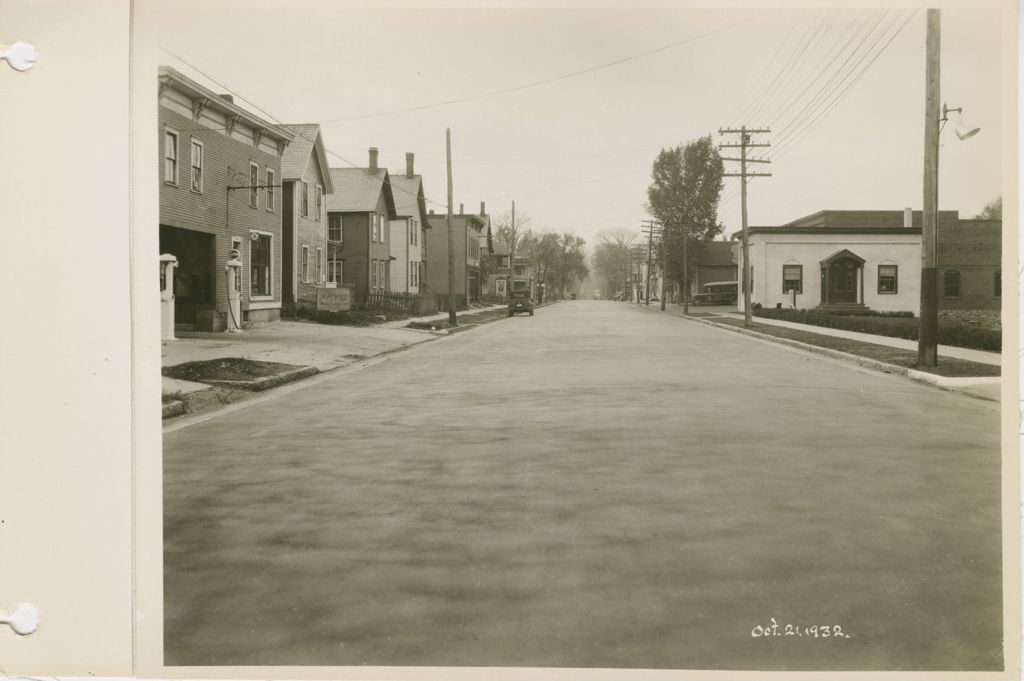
[634, 302, 1003, 402]
[160, 304, 519, 418]
[718, 311, 1000, 366]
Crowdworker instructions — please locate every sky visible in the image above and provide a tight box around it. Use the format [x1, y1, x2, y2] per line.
[154, 1, 1008, 249]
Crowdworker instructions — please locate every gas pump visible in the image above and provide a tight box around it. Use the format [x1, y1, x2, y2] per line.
[225, 248, 243, 333]
[159, 253, 178, 341]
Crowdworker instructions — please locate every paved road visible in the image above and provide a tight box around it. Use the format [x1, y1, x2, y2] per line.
[164, 300, 1002, 670]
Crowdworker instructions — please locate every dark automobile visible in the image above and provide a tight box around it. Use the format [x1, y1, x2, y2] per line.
[508, 290, 534, 316]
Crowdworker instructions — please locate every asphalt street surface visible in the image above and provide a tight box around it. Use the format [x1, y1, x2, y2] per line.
[163, 300, 1003, 670]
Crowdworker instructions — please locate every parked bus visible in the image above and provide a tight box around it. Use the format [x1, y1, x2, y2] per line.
[691, 280, 738, 306]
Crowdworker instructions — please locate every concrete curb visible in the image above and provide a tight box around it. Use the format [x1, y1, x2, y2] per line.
[162, 400, 186, 419]
[683, 315, 1000, 399]
[203, 365, 320, 392]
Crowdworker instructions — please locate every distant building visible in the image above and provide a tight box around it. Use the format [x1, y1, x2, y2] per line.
[279, 123, 333, 315]
[326, 148, 397, 309]
[691, 240, 738, 290]
[158, 66, 292, 330]
[488, 239, 512, 300]
[733, 209, 1001, 314]
[425, 207, 486, 305]
[388, 153, 431, 294]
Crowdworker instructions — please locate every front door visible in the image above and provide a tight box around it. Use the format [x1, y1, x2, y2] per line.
[827, 259, 856, 303]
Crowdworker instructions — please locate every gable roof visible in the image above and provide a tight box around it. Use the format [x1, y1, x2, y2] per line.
[326, 167, 396, 217]
[389, 174, 431, 226]
[491, 239, 511, 256]
[280, 124, 334, 193]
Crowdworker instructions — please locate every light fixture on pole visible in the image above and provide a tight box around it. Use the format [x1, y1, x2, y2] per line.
[941, 103, 981, 141]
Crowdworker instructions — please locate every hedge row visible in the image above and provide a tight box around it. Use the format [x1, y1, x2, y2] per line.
[752, 308, 1001, 352]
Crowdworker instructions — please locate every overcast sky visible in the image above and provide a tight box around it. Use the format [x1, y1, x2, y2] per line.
[155, 1, 1007, 247]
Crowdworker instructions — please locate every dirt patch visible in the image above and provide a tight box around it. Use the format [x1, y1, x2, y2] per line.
[163, 358, 306, 383]
[406, 309, 509, 331]
[702, 317, 1000, 378]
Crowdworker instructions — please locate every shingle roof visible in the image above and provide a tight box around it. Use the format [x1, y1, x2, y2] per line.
[491, 239, 511, 255]
[389, 174, 430, 225]
[327, 168, 395, 216]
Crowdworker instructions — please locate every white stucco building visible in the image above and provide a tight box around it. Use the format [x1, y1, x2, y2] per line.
[735, 209, 928, 313]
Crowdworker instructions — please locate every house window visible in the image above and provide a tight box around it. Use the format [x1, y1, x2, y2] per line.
[316, 247, 323, 284]
[994, 270, 1001, 298]
[315, 185, 322, 222]
[300, 181, 309, 217]
[164, 130, 178, 184]
[328, 258, 343, 284]
[190, 139, 203, 192]
[249, 163, 259, 208]
[499, 255, 510, 269]
[371, 259, 378, 289]
[944, 270, 961, 297]
[328, 214, 343, 242]
[781, 265, 802, 294]
[250, 232, 272, 296]
[878, 265, 898, 294]
[301, 246, 309, 283]
[266, 169, 275, 212]
[369, 213, 377, 242]
[410, 220, 417, 246]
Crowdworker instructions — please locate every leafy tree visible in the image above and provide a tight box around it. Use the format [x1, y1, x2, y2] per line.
[976, 196, 1001, 220]
[591, 229, 636, 299]
[646, 135, 725, 305]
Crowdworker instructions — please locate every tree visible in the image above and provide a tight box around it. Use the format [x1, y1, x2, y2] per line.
[646, 135, 725, 308]
[591, 229, 636, 299]
[976, 196, 1001, 220]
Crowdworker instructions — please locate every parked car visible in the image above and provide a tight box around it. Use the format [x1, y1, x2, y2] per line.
[508, 290, 534, 316]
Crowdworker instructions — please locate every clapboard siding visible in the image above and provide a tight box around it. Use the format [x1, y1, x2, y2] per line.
[158, 103, 285, 316]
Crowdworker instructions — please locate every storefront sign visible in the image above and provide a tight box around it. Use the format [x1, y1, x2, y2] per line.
[317, 285, 352, 312]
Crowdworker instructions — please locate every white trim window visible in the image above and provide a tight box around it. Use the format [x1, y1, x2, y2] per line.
[189, 139, 203, 192]
[249, 162, 259, 208]
[370, 213, 377, 242]
[164, 129, 179, 184]
[328, 214, 343, 242]
[316, 247, 323, 284]
[301, 245, 310, 283]
[327, 257, 343, 284]
[301, 181, 309, 218]
[315, 185, 323, 222]
[266, 169, 275, 212]
[249, 231, 273, 297]
[371, 259, 378, 289]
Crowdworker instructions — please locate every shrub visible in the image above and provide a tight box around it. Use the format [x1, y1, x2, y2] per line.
[753, 308, 1000, 352]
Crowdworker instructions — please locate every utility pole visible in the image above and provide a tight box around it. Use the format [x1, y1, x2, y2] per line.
[507, 199, 515, 300]
[641, 220, 663, 308]
[446, 128, 456, 327]
[919, 9, 940, 366]
[719, 126, 771, 327]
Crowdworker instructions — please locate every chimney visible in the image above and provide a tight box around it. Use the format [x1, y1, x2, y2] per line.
[218, 94, 234, 104]
[368, 147, 379, 172]
[480, 201, 486, 216]
[903, 207, 913, 228]
[459, 203, 464, 215]
[405, 152, 414, 178]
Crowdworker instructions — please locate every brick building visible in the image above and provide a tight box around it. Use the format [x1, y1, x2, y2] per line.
[158, 66, 292, 330]
[425, 207, 486, 306]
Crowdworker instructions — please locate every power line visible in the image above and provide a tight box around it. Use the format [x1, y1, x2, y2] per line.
[771, 9, 916, 157]
[771, 10, 898, 144]
[317, 11, 775, 123]
[160, 48, 451, 211]
[728, 9, 804, 123]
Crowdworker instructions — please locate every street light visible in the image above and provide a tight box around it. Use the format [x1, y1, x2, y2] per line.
[942, 103, 981, 141]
